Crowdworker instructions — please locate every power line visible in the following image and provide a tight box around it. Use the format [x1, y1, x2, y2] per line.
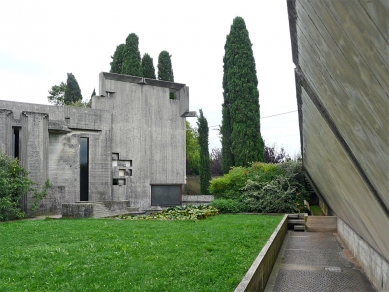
[261, 110, 297, 119]
[208, 110, 298, 129]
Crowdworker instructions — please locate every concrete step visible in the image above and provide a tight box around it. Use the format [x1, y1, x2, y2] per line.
[294, 225, 305, 231]
[288, 214, 299, 219]
[288, 219, 305, 225]
[305, 216, 337, 232]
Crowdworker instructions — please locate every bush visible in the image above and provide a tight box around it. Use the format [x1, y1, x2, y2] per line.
[211, 199, 247, 214]
[241, 175, 307, 213]
[209, 167, 247, 199]
[0, 152, 51, 221]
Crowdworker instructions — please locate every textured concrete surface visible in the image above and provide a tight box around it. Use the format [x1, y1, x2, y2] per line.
[265, 231, 376, 291]
[287, 0, 389, 288]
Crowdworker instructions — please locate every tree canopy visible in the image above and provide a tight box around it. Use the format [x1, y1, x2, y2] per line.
[186, 121, 200, 175]
[197, 109, 211, 194]
[64, 73, 83, 105]
[110, 44, 126, 74]
[221, 16, 264, 173]
[47, 82, 67, 106]
[141, 53, 156, 79]
[157, 51, 174, 82]
[122, 33, 142, 77]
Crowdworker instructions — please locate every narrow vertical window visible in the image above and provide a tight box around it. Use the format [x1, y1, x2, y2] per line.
[80, 137, 89, 201]
[13, 127, 20, 159]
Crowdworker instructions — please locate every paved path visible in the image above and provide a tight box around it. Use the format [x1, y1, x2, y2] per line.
[265, 231, 376, 292]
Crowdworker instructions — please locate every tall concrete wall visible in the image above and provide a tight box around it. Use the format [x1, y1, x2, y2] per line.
[287, 0, 388, 290]
[94, 73, 188, 208]
[0, 101, 112, 214]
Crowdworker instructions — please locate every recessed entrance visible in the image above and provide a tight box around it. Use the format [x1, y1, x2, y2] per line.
[80, 138, 89, 201]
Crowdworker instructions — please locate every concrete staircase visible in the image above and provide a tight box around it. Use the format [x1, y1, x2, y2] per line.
[287, 213, 306, 231]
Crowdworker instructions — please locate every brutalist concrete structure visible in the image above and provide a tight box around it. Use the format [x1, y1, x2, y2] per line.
[0, 72, 194, 216]
[287, 0, 388, 290]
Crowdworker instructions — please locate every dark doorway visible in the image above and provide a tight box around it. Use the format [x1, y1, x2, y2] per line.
[13, 127, 20, 159]
[151, 185, 181, 206]
[80, 138, 89, 201]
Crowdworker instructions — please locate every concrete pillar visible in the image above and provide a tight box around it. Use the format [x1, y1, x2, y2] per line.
[0, 109, 13, 155]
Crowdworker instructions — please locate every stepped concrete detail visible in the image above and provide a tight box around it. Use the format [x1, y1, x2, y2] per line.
[305, 216, 337, 232]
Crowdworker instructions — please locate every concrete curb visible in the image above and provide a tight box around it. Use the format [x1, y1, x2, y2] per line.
[235, 214, 288, 292]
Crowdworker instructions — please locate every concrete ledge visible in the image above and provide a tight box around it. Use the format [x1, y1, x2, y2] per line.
[182, 195, 214, 206]
[235, 214, 288, 292]
[305, 216, 337, 232]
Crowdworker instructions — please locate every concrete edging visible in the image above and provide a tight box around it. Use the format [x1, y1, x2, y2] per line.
[235, 214, 288, 292]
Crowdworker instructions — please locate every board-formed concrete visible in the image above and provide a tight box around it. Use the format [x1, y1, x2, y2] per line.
[287, 0, 389, 290]
[0, 72, 191, 214]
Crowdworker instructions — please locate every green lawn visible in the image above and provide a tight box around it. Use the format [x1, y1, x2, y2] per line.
[0, 214, 282, 292]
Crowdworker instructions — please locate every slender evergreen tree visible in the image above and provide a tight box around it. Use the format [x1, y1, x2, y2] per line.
[91, 88, 96, 97]
[64, 73, 82, 105]
[221, 17, 264, 169]
[197, 109, 211, 195]
[157, 51, 174, 82]
[110, 44, 125, 74]
[141, 53, 156, 79]
[122, 33, 142, 77]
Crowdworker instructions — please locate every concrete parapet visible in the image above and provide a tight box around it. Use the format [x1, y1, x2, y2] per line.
[235, 214, 288, 292]
[338, 218, 389, 292]
[305, 216, 337, 232]
[62, 201, 130, 218]
[182, 195, 214, 206]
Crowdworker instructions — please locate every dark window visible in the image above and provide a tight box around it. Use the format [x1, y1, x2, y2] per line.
[80, 138, 89, 201]
[13, 127, 20, 159]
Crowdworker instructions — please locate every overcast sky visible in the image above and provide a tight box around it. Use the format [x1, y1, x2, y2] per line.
[0, 0, 300, 156]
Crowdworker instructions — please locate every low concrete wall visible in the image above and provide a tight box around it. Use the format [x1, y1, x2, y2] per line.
[62, 203, 93, 218]
[62, 201, 130, 218]
[305, 216, 337, 232]
[235, 214, 288, 292]
[338, 218, 389, 292]
[182, 195, 214, 206]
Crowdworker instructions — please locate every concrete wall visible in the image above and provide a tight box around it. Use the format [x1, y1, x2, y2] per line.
[287, 0, 389, 289]
[94, 72, 188, 209]
[0, 100, 112, 214]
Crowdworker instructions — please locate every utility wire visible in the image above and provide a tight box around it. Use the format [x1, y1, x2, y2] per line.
[208, 110, 298, 129]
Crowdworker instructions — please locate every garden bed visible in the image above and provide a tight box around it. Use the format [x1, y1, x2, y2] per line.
[0, 215, 282, 291]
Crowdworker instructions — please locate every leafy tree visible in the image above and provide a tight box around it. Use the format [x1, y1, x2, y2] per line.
[197, 109, 211, 194]
[0, 151, 51, 221]
[210, 148, 223, 176]
[157, 51, 174, 82]
[264, 143, 287, 163]
[221, 17, 264, 171]
[186, 121, 200, 175]
[91, 88, 96, 97]
[122, 33, 142, 77]
[141, 53, 156, 79]
[110, 44, 126, 74]
[48, 82, 66, 106]
[64, 73, 83, 105]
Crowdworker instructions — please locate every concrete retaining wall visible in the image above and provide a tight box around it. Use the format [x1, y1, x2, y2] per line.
[305, 216, 337, 232]
[235, 214, 288, 292]
[182, 195, 214, 206]
[338, 218, 389, 292]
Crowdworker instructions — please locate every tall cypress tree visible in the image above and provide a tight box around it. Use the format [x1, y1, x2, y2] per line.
[64, 73, 83, 105]
[221, 17, 264, 169]
[197, 109, 211, 195]
[157, 51, 174, 82]
[110, 44, 126, 74]
[141, 53, 156, 79]
[91, 88, 96, 97]
[122, 33, 142, 77]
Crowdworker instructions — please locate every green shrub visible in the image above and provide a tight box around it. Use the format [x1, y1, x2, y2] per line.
[241, 175, 307, 213]
[211, 199, 248, 214]
[209, 167, 247, 199]
[120, 205, 219, 221]
[0, 152, 51, 221]
[246, 162, 284, 183]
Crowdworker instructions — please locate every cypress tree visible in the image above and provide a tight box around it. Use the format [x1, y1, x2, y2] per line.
[157, 51, 174, 82]
[221, 17, 264, 169]
[122, 33, 142, 77]
[197, 109, 211, 195]
[64, 73, 83, 105]
[110, 44, 126, 74]
[91, 88, 96, 97]
[141, 53, 156, 79]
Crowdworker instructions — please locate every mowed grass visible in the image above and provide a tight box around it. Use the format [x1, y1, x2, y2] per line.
[0, 214, 282, 292]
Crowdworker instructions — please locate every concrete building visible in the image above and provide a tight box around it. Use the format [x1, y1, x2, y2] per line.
[287, 0, 388, 290]
[0, 72, 194, 216]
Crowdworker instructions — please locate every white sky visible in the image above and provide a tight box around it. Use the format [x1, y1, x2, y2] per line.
[0, 0, 300, 156]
